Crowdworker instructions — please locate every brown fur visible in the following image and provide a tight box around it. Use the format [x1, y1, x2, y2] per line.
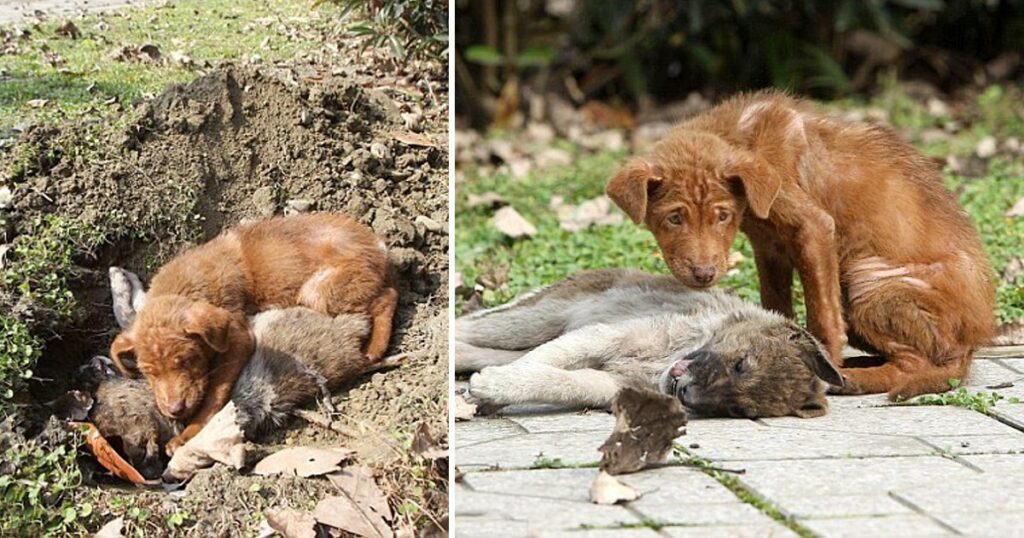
[607, 91, 995, 400]
[109, 213, 397, 453]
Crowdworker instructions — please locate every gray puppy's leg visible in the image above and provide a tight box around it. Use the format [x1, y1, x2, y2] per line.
[468, 323, 634, 410]
[108, 267, 147, 330]
[454, 341, 529, 374]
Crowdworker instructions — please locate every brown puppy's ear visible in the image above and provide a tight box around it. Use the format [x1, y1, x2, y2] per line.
[791, 326, 844, 387]
[606, 158, 663, 224]
[110, 333, 140, 378]
[725, 156, 781, 219]
[794, 391, 829, 418]
[183, 302, 233, 353]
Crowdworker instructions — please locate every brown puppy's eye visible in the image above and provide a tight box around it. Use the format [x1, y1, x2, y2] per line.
[667, 212, 683, 226]
[717, 210, 731, 223]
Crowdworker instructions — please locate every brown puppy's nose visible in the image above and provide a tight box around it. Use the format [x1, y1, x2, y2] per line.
[691, 265, 716, 285]
[167, 400, 186, 418]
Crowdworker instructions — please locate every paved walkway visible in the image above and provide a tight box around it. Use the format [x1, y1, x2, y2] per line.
[453, 347, 1024, 537]
[0, 0, 149, 24]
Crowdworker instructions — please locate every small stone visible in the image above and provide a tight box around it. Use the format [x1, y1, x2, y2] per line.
[976, 136, 998, 159]
[284, 199, 314, 216]
[0, 186, 12, 209]
[415, 215, 445, 233]
[370, 142, 390, 161]
[251, 186, 276, 216]
[926, 97, 949, 117]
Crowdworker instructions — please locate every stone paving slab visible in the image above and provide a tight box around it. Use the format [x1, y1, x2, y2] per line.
[453, 347, 1024, 536]
[801, 514, 955, 537]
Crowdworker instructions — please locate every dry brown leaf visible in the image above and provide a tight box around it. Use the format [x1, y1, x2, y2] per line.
[466, 191, 507, 209]
[492, 206, 536, 238]
[315, 495, 393, 538]
[993, 320, 1024, 346]
[94, 516, 125, 538]
[56, 21, 81, 39]
[264, 507, 317, 538]
[326, 465, 391, 520]
[254, 446, 353, 477]
[555, 195, 623, 232]
[590, 470, 640, 505]
[1006, 197, 1024, 218]
[164, 401, 245, 481]
[598, 387, 687, 475]
[454, 394, 476, 421]
[26, 98, 49, 108]
[391, 131, 433, 147]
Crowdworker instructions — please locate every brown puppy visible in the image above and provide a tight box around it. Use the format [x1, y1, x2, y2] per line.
[110, 213, 398, 453]
[607, 90, 994, 400]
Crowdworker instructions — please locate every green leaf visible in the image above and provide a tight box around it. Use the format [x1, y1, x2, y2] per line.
[464, 45, 504, 66]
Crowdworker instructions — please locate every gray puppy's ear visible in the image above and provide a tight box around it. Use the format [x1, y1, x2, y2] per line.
[790, 325, 843, 387]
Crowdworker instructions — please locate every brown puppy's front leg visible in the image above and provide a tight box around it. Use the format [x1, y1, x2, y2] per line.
[746, 225, 795, 318]
[165, 320, 254, 455]
[775, 191, 847, 365]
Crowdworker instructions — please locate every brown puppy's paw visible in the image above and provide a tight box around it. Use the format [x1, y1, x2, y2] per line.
[827, 370, 864, 395]
[165, 434, 188, 456]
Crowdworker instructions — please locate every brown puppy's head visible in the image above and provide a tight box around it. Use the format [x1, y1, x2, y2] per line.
[607, 132, 780, 288]
[658, 316, 842, 418]
[110, 296, 246, 421]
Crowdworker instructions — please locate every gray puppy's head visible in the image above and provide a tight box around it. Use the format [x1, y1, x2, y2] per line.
[658, 317, 842, 418]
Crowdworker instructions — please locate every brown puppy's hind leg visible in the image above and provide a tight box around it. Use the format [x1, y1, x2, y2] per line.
[297, 261, 396, 359]
[838, 279, 973, 400]
[365, 286, 398, 360]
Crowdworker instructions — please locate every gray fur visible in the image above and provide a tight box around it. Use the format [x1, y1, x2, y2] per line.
[456, 269, 838, 418]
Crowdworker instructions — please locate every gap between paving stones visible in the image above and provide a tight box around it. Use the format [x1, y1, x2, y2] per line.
[888, 492, 965, 535]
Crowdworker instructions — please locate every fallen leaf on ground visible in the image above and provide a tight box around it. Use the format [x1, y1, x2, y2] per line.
[26, 98, 49, 108]
[264, 507, 317, 538]
[454, 394, 476, 421]
[56, 21, 81, 39]
[1006, 197, 1024, 218]
[590, 470, 641, 505]
[976, 136, 998, 159]
[139, 43, 162, 61]
[164, 401, 245, 481]
[94, 516, 124, 538]
[326, 465, 391, 520]
[993, 320, 1024, 346]
[493, 206, 536, 238]
[728, 251, 746, 268]
[1003, 257, 1024, 283]
[598, 387, 688, 475]
[391, 131, 433, 147]
[254, 446, 353, 478]
[411, 423, 447, 459]
[552, 195, 622, 232]
[315, 494, 393, 538]
[466, 191, 506, 209]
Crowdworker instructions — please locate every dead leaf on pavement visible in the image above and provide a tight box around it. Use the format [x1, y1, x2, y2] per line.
[493, 206, 536, 238]
[1006, 197, 1024, 218]
[590, 470, 640, 505]
[391, 131, 433, 147]
[315, 494, 393, 538]
[254, 446, 354, 477]
[264, 507, 317, 538]
[598, 387, 687, 475]
[454, 394, 476, 421]
[326, 465, 391, 520]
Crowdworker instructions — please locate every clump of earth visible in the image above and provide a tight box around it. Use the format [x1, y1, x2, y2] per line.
[1, 63, 448, 534]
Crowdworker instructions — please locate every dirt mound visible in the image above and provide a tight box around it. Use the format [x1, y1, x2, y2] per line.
[2, 64, 448, 533]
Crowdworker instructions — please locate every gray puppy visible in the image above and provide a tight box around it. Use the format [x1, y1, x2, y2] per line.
[456, 269, 842, 418]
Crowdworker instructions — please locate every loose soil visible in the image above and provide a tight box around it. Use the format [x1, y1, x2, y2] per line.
[1, 60, 449, 534]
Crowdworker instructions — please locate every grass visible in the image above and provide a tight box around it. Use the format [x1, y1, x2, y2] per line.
[897, 379, 1021, 414]
[455, 85, 1024, 325]
[0, 0, 343, 132]
[675, 447, 815, 538]
[0, 1, 355, 536]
